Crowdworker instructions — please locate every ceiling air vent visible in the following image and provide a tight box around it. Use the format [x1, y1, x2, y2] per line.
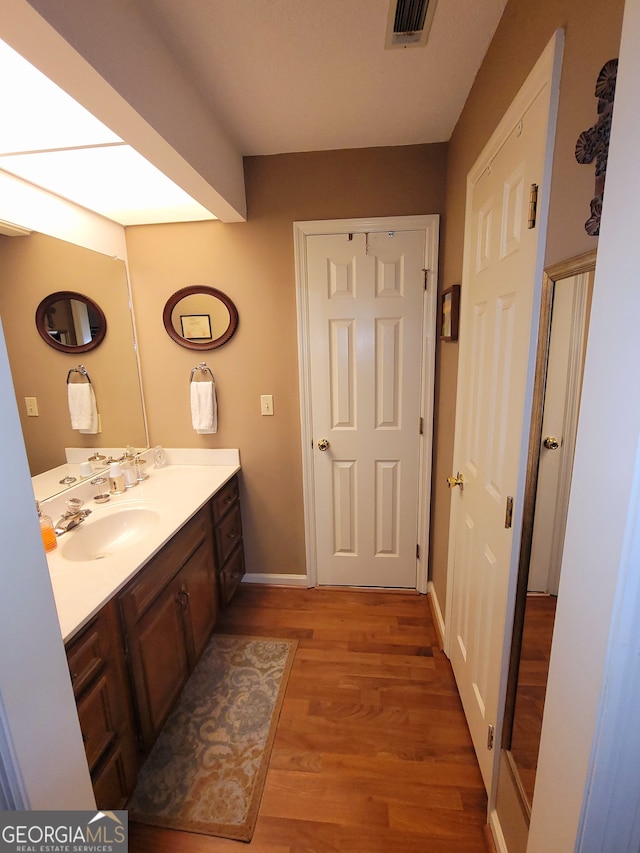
[385, 0, 438, 49]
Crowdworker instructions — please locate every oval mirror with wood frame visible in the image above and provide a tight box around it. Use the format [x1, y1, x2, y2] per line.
[35, 290, 107, 353]
[162, 285, 239, 351]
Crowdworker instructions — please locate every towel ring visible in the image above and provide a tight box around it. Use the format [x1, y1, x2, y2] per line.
[66, 364, 93, 384]
[190, 362, 215, 382]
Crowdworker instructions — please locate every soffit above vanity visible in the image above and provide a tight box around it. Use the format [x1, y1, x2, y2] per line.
[0, 0, 507, 224]
[0, 0, 247, 223]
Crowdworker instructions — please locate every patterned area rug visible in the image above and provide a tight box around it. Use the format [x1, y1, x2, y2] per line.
[128, 634, 297, 842]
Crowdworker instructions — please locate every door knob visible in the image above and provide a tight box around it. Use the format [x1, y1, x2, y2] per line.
[447, 472, 464, 490]
[317, 438, 330, 451]
[543, 436, 560, 450]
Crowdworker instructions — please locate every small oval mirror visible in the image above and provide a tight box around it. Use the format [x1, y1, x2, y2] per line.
[35, 291, 107, 353]
[163, 286, 239, 350]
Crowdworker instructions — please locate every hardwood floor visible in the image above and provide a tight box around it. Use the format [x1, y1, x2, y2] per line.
[129, 585, 490, 852]
[509, 593, 557, 804]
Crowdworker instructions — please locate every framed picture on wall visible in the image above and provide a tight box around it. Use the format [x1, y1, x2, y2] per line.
[180, 314, 212, 340]
[440, 285, 460, 341]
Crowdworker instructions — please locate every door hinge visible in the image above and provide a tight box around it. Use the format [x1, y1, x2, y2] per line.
[422, 268, 429, 290]
[505, 496, 514, 529]
[528, 183, 539, 229]
[487, 724, 495, 750]
[419, 417, 424, 435]
[416, 544, 420, 560]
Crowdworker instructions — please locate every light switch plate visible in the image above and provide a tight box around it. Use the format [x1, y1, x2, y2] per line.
[260, 394, 274, 416]
[25, 396, 38, 417]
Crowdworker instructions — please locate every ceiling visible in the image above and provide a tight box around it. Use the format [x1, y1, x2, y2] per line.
[133, 0, 508, 155]
[0, 0, 508, 224]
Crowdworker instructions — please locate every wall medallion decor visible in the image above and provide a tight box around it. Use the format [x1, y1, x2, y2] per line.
[575, 58, 618, 237]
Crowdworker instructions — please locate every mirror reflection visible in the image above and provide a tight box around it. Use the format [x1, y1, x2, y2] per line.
[505, 250, 596, 807]
[163, 285, 239, 350]
[0, 231, 148, 499]
[36, 291, 107, 353]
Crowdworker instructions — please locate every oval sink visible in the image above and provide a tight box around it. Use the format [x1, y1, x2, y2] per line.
[60, 507, 161, 562]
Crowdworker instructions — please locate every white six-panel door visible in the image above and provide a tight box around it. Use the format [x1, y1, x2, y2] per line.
[303, 226, 432, 588]
[446, 34, 561, 791]
[527, 270, 591, 594]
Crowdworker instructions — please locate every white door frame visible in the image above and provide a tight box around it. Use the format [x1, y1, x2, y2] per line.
[294, 215, 439, 591]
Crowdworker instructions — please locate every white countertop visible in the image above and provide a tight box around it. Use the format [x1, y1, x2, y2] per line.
[42, 449, 240, 643]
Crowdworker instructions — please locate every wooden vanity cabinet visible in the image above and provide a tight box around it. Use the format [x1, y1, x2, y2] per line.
[211, 474, 245, 606]
[118, 504, 218, 753]
[64, 477, 245, 805]
[65, 599, 138, 809]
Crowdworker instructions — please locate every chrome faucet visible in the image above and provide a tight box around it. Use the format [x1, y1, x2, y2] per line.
[54, 498, 92, 536]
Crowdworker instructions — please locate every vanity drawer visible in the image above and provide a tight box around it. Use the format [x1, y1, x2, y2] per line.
[66, 610, 112, 698]
[65, 600, 140, 808]
[76, 672, 117, 772]
[211, 476, 239, 524]
[120, 505, 211, 624]
[92, 744, 131, 811]
[215, 502, 242, 566]
[220, 544, 245, 607]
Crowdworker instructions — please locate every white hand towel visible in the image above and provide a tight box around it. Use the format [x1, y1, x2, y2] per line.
[191, 380, 218, 434]
[68, 383, 99, 433]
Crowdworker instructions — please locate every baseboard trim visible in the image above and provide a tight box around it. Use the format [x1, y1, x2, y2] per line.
[488, 808, 508, 853]
[242, 573, 309, 587]
[427, 581, 446, 650]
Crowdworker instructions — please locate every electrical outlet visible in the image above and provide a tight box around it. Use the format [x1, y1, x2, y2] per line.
[25, 397, 38, 417]
[260, 394, 274, 416]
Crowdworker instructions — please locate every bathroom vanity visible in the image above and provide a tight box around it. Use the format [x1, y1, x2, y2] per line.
[119, 503, 218, 753]
[43, 450, 245, 807]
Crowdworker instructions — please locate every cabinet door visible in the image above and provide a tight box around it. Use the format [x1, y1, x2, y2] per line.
[127, 581, 189, 751]
[179, 539, 218, 665]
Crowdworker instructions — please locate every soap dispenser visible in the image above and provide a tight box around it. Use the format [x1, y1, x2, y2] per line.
[37, 501, 57, 553]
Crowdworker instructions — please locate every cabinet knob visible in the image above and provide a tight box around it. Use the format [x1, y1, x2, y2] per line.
[176, 589, 190, 610]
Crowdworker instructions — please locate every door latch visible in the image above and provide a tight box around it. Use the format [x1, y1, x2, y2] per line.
[528, 183, 539, 229]
[447, 472, 464, 490]
[505, 496, 514, 529]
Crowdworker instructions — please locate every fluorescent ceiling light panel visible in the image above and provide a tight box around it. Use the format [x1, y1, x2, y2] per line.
[0, 39, 215, 225]
[0, 41, 120, 152]
[0, 146, 216, 225]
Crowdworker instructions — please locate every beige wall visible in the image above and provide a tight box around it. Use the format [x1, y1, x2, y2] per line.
[125, 143, 447, 578]
[430, 0, 625, 611]
[0, 232, 146, 475]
